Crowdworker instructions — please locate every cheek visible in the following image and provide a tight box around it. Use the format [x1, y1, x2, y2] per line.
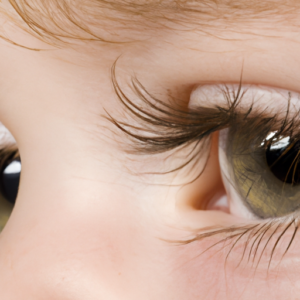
[168, 238, 300, 300]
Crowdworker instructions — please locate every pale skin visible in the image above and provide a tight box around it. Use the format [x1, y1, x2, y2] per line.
[0, 1, 299, 299]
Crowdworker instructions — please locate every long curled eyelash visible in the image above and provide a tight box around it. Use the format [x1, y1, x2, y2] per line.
[106, 61, 299, 177]
[105, 61, 244, 178]
[106, 61, 300, 270]
[108, 62, 242, 154]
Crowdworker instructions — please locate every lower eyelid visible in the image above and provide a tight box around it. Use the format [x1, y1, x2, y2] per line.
[225, 221, 300, 271]
[173, 229, 300, 299]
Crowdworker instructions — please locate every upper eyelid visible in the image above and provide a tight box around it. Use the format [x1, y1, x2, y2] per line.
[190, 84, 300, 115]
[107, 65, 299, 153]
[0, 123, 16, 148]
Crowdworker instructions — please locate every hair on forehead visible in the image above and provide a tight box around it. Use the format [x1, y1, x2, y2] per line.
[4, 0, 300, 46]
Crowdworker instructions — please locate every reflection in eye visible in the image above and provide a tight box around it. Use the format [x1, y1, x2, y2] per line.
[266, 134, 300, 184]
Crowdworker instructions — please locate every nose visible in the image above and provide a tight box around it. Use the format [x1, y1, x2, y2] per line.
[0, 194, 106, 300]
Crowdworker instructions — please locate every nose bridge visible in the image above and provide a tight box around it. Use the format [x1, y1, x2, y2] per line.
[0, 167, 145, 300]
[0, 219, 70, 299]
[0, 200, 76, 299]
[0, 195, 111, 300]
[0, 222, 43, 298]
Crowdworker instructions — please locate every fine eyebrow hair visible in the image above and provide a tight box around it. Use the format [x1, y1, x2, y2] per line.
[123, 0, 298, 20]
[4, 0, 299, 47]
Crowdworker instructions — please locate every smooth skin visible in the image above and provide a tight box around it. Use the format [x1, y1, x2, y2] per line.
[0, 2, 299, 299]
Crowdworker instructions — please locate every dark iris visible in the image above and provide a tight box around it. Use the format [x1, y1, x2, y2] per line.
[0, 158, 21, 204]
[266, 139, 300, 185]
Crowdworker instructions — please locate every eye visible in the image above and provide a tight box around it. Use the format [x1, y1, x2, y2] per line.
[219, 122, 300, 220]
[110, 74, 300, 222]
[0, 123, 19, 232]
[0, 157, 21, 204]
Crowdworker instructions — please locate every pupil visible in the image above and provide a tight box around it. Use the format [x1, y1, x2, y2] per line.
[266, 138, 300, 185]
[0, 158, 21, 204]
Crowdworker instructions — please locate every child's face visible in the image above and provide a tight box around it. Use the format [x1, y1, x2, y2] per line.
[0, 1, 299, 299]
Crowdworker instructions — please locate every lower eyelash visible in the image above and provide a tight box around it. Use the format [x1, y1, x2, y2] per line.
[175, 217, 299, 272]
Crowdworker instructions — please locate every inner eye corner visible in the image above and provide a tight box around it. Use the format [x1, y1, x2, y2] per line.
[179, 131, 229, 215]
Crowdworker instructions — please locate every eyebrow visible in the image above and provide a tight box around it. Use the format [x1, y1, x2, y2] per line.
[98, 0, 300, 39]
[155, 0, 297, 17]
[5, 0, 298, 48]
[116, 0, 299, 27]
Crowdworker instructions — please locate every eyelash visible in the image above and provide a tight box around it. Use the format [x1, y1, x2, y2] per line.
[178, 217, 299, 271]
[0, 146, 19, 171]
[105, 61, 300, 271]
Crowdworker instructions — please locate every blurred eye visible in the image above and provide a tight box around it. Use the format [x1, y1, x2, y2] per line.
[0, 157, 21, 204]
[0, 123, 19, 232]
[219, 126, 300, 219]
